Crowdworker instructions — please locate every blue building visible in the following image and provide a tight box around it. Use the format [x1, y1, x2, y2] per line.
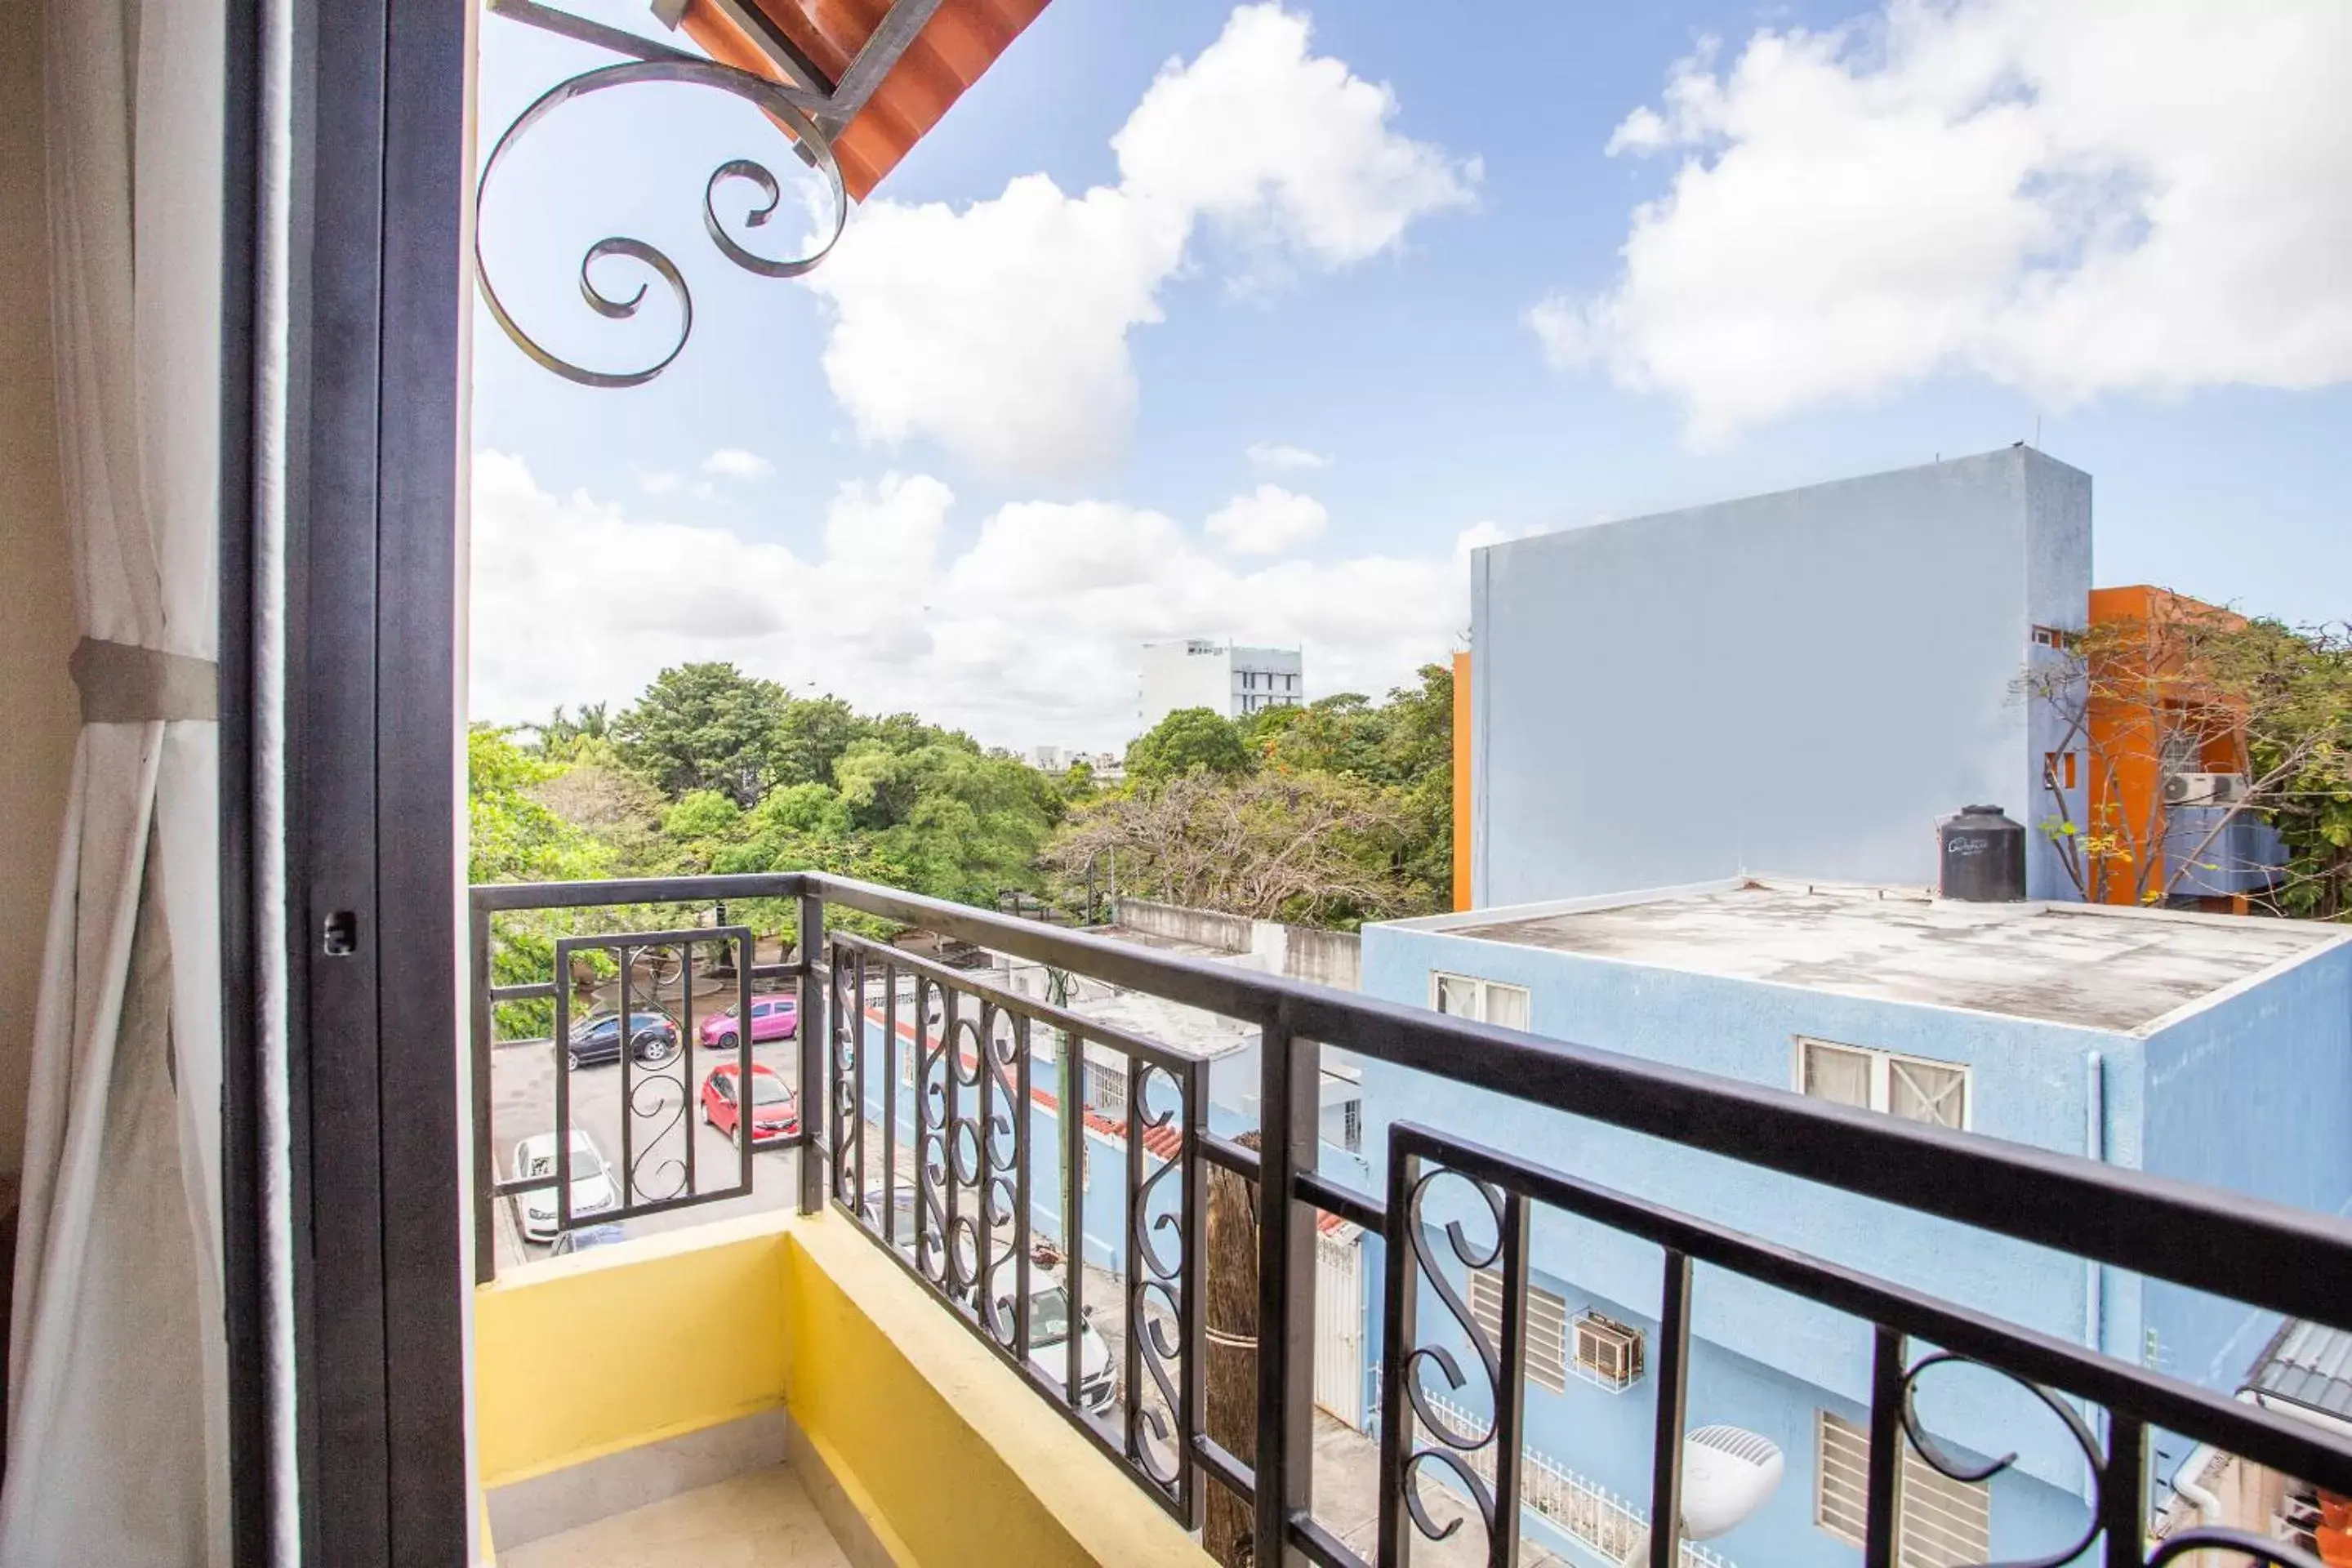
[1344, 879, 2352, 1568]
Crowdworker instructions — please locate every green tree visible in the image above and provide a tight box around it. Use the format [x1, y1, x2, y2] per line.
[533, 702, 608, 761]
[1127, 706, 1250, 782]
[612, 662, 789, 806]
[2232, 620, 2352, 920]
[468, 727, 614, 1036]
[770, 695, 871, 788]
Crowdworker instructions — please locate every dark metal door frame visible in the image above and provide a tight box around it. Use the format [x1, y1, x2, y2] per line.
[219, 0, 472, 1556]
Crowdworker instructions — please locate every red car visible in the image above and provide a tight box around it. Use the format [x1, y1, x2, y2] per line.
[700, 1062, 800, 1147]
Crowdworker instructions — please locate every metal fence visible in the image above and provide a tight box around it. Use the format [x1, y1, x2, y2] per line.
[470, 871, 2352, 1568]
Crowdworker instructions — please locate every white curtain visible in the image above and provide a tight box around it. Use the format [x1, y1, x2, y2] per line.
[2, 0, 230, 1555]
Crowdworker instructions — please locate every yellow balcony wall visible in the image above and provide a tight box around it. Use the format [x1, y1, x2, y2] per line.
[474, 1207, 1212, 1568]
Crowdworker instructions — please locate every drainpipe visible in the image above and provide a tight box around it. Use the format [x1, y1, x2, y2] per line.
[2171, 1440, 2225, 1528]
[2084, 1052, 2105, 1357]
[2169, 1389, 2261, 1529]
[2083, 1051, 2107, 1512]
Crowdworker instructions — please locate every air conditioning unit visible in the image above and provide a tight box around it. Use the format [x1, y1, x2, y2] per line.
[1574, 1311, 1645, 1388]
[2163, 772, 2249, 807]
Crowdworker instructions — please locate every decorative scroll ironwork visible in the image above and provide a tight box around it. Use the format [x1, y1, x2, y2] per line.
[474, 6, 849, 387]
[1386, 1165, 1509, 1556]
[913, 972, 952, 1288]
[1126, 1061, 1195, 1494]
[829, 941, 862, 1210]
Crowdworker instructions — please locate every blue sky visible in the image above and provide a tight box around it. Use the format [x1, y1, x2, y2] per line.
[470, 1, 2351, 747]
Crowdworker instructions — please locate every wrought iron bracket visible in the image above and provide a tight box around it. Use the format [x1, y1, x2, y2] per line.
[475, 0, 938, 386]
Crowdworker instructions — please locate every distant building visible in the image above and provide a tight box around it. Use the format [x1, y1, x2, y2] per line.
[1137, 639, 1303, 733]
[1462, 447, 2091, 906]
[1022, 746, 1125, 783]
[1346, 878, 2352, 1568]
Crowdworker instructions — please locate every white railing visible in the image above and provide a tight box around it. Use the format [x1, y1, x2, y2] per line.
[1415, 1388, 1736, 1568]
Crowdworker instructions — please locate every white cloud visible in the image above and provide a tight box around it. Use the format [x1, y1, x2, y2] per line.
[807, 4, 1476, 483]
[470, 452, 1476, 747]
[1111, 3, 1479, 278]
[1538, 2, 2352, 443]
[638, 470, 682, 496]
[702, 448, 776, 481]
[1205, 483, 1330, 555]
[1245, 441, 1331, 474]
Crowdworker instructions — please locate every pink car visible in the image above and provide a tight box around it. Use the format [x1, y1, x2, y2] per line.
[698, 993, 797, 1052]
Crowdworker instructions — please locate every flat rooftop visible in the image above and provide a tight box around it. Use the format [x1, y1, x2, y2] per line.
[1441, 881, 2341, 1032]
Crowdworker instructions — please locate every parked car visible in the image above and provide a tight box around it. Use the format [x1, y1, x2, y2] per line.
[697, 992, 797, 1051]
[547, 1223, 626, 1257]
[859, 1181, 922, 1246]
[564, 1007, 679, 1070]
[510, 1130, 618, 1244]
[988, 1261, 1115, 1413]
[699, 1061, 800, 1146]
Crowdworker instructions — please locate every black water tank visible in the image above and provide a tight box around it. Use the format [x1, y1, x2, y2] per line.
[1938, 805, 2027, 902]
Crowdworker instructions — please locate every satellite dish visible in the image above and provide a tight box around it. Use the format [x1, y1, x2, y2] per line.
[1617, 1426, 1785, 1565]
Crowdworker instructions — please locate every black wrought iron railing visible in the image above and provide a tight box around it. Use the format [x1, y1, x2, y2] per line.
[470, 871, 2352, 1568]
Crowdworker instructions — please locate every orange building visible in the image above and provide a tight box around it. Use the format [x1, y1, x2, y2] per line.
[2074, 586, 2267, 911]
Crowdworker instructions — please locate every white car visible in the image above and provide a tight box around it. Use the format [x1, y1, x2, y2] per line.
[511, 1130, 618, 1244]
[987, 1263, 1115, 1413]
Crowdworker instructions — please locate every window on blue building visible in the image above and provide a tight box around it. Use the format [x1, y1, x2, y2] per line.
[1798, 1038, 1969, 1130]
[1815, 1409, 1991, 1567]
[1468, 1268, 1570, 1392]
[1432, 973, 1531, 1031]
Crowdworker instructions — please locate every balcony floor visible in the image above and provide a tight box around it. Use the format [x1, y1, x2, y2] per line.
[498, 1465, 849, 1567]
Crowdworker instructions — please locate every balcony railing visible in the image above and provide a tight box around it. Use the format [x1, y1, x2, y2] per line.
[470, 871, 2352, 1568]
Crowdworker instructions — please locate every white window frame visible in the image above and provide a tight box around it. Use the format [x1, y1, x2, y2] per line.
[1083, 1055, 1129, 1120]
[1794, 1037, 1971, 1131]
[1431, 973, 1532, 1029]
[1814, 1409, 1991, 1567]
[1468, 1267, 1570, 1394]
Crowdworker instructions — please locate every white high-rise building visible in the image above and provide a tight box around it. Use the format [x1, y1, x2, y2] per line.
[1136, 639, 1304, 733]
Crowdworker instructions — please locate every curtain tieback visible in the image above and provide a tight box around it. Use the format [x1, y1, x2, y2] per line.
[69, 637, 217, 724]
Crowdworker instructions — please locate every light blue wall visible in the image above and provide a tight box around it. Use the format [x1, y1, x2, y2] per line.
[1352, 920, 2133, 1492]
[1469, 447, 2092, 907]
[2132, 938, 2352, 1487]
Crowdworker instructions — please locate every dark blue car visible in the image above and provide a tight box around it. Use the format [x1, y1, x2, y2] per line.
[564, 1008, 679, 1070]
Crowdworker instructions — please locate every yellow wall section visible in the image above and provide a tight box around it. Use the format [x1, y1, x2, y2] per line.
[474, 1209, 1211, 1568]
[474, 1214, 791, 1488]
[783, 1218, 1209, 1568]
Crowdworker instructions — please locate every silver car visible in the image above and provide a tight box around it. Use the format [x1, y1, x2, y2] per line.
[510, 1129, 618, 1244]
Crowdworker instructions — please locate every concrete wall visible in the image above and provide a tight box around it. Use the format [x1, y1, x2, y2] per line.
[0, 0, 77, 1182]
[1280, 925, 1360, 991]
[1352, 919, 2127, 1491]
[1111, 897, 1361, 991]
[1112, 898, 1253, 955]
[1469, 448, 2091, 908]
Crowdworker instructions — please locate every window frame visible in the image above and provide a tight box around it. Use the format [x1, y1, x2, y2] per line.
[1814, 1408, 1992, 1566]
[1794, 1037, 1971, 1132]
[1430, 972, 1533, 1029]
[1468, 1267, 1571, 1393]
